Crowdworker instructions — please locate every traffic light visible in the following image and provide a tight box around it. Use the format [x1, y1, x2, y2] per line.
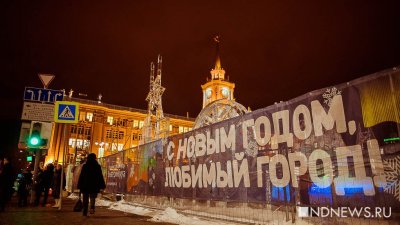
[27, 122, 48, 148]
[29, 136, 40, 146]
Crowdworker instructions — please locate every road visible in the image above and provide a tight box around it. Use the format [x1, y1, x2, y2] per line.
[0, 196, 175, 225]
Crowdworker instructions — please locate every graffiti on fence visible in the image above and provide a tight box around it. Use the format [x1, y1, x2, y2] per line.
[125, 141, 162, 194]
[104, 154, 127, 193]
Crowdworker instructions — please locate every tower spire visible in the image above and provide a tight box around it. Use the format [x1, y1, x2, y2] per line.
[210, 35, 225, 80]
[214, 35, 221, 70]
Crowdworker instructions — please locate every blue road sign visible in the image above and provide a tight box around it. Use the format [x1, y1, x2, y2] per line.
[54, 101, 79, 123]
[24, 87, 63, 103]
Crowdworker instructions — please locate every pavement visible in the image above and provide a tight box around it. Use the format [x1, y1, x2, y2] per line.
[0, 196, 175, 225]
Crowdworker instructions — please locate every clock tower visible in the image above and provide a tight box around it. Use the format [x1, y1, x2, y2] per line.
[201, 36, 235, 108]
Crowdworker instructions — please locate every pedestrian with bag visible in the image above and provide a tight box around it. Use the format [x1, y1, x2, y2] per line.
[77, 153, 105, 216]
[73, 192, 83, 212]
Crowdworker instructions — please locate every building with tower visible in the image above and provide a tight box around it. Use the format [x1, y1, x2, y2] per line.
[194, 36, 248, 129]
[201, 36, 235, 108]
[44, 97, 194, 165]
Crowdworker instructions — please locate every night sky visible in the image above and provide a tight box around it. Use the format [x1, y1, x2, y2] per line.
[1, 1, 399, 155]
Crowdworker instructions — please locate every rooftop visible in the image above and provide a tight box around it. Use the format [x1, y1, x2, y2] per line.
[68, 97, 196, 122]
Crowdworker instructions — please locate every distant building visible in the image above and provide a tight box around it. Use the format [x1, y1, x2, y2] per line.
[46, 97, 194, 164]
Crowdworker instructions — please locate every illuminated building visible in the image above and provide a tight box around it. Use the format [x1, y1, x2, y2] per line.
[46, 37, 248, 163]
[46, 97, 194, 164]
[201, 36, 235, 108]
[194, 36, 248, 129]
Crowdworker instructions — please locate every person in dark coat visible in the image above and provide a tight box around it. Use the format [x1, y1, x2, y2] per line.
[33, 167, 43, 206]
[0, 158, 3, 173]
[78, 153, 105, 216]
[52, 164, 66, 208]
[0, 157, 15, 212]
[18, 168, 33, 207]
[34, 163, 54, 206]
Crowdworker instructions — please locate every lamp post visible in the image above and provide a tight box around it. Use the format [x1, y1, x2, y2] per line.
[95, 142, 105, 158]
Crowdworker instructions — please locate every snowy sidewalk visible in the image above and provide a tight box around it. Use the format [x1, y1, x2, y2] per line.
[0, 195, 173, 225]
[67, 194, 241, 225]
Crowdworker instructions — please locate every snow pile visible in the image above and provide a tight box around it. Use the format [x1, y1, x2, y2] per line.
[150, 207, 234, 225]
[150, 207, 181, 223]
[95, 199, 113, 207]
[66, 195, 309, 225]
[85, 197, 240, 225]
[108, 200, 152, 216]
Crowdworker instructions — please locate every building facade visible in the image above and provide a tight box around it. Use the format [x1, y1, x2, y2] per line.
[46, 97, 194, 165]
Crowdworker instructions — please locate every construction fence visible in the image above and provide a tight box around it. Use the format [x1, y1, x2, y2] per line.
[72, 67, 400, 224]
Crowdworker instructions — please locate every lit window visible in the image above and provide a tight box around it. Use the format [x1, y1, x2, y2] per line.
[139, 121, 144, 129]
[107, 116, 113, 125]
[179, 126, 184, 133]
[115, 119, 120, 126]
[111, 143, 124, 151]
[70, 125, 77, 134]
[83, 140, 90, 149]
[118, 131, 124, 139]
[183, 127, 188, 132]
[84, 127, 91, 136]
[169, 125, 173, 131]
[188, 128, 192, 131]
[77, 126, 83, 135]
[118, 144, 124, 151]
[133, 120, 139, 128]
[106, 129, 112, 138]
[113, 131, 118, 139]
[79, 112, 85, 121]
[68, 138, 76, 147]
[76, 139, 83, 148]
[86, 112, 93, 122]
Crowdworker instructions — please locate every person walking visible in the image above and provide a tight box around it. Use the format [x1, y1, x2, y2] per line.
[33, 166, 43, 206]
[52, 164, 66, 208]
[0, 158, 3, 173]
[78, 153, 105, 216]
[17, 168, 33, 207]
[34, 163, 54, 206]
[0, 157, 15, 212]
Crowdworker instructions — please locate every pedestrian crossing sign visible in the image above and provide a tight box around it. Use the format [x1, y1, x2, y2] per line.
[54, 101, 79, 123]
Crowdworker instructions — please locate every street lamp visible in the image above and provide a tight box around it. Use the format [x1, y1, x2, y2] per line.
[95, 141, 105, 158]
